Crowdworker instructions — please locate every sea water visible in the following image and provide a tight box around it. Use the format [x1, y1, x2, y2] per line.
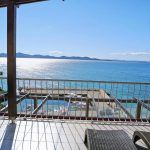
[0, 58, 150, 82]
[0, 58, 150, 117]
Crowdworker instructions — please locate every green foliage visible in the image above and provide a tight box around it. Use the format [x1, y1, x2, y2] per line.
[0, 87, 6, 94]
[0, 103, 4, 109]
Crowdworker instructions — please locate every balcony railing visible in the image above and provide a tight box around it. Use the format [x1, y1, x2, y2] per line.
[0, 77, 150, 122]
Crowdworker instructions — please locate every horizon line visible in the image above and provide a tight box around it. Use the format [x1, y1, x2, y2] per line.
[0, 52, 150, 62]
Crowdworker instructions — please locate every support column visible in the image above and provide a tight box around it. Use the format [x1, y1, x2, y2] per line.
[86, 99, 89, 118]
[7, 1, 17, 120]
[136, 102, 141, 120]
[34, 98, 37, 110]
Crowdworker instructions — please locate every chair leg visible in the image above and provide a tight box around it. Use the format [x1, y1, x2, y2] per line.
[84, 133, 88, 147]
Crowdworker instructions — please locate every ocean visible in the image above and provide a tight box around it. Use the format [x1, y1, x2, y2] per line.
[0, 58, 150, 82]
[0, 58, 150, 118]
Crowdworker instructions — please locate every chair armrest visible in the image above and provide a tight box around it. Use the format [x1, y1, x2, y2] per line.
[133, 131, 150, 150]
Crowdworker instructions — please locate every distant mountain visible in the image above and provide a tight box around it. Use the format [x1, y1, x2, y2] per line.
[0, 52, 103, 61]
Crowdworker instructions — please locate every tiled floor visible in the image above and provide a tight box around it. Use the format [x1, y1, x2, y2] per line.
[0, 118, 150, 150]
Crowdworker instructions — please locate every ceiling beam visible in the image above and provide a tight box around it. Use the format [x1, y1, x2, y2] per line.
[16, 0, 48, 5]
[0, 0, 7, 8]
[0, 0, 48, 8]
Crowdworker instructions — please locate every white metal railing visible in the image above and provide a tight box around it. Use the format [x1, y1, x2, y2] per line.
[0, 77, 150, 122]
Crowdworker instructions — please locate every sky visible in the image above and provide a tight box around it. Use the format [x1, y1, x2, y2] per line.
[0, 0, 150, 61]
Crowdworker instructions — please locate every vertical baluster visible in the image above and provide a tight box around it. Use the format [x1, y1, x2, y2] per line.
[18, 79, 21, 117]
[86, 82, 89, 119]
[138, 84, 142, 121]
[91, 82, 94, 120]
[109, 82, 115, 121]
[29, 79, 32, 117]
[104, 83, 107, 120]
[58, 81, 60, 119]
[52, 81, 54, 119]
[23, 80, 27, 117]
[117, 83, 121, 121]
[46, 80, 48, 118]
[98, 82, 101, 121]
[80, 81, 83, 120]
[122, 83, 126, 120]
[35, 79, 37, 118]
[63, 80, 66, 119]
[127, 83, 130, 121]
[41, 80, 43, 118]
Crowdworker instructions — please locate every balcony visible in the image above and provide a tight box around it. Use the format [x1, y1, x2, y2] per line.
[0, 77, 150, 149]
[0, 119, 149, 150]
[0, 0, 150, 149]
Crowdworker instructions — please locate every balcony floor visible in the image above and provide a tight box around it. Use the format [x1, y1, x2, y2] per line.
[0, 118, 150, 150]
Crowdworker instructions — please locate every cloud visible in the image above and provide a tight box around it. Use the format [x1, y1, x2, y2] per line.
[111, 51, 150, 56]
[49, 50, 63, 55]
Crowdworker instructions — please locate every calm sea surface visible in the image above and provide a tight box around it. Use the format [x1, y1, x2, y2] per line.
[0, 58, 150, 117]
[0, 58, 150, 82]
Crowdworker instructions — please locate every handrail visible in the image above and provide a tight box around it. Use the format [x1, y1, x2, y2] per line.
[0, 93, 29, 112]
[92, 97, 100, 118]
[0, 77, 150, 85]
[109, 94, 135, 119]
[32, 93, 51, 114]
[65, 98, 71, 116]
[0, 77, 149, 122]
[134, 98, 150, 111]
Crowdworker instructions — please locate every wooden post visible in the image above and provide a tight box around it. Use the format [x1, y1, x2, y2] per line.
[7, 1, 17, 120]
[34, 98, 37, 110]
[86, 99, 89, 118]
[136, 102, 142, 120]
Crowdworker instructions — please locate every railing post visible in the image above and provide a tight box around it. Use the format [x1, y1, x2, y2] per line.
[34, 98, 37, 110]
[7, 1, 17, 120]
[136, 102, 142, 120]
[86, 99, 89, 118]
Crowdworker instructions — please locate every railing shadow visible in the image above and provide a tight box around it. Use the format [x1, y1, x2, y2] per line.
[0, 122, 16, 150]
